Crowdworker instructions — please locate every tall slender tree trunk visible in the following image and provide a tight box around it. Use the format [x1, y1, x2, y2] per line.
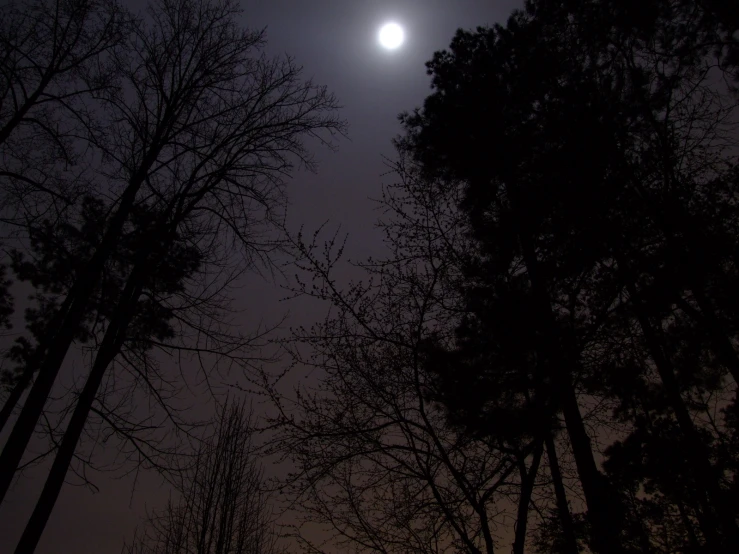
[0, 286, 81, 434]
[515, 224, 623, 554]
[513, 440, 544, 554]
[630, 287, 739, 552]
[0, 162, 156, 504]
[14, 260, 147, 553]
[544, 434, 580, 554]
[0, 366, 35, 433]
[554, 377, 620, 554]
[677, 501, 703, 553]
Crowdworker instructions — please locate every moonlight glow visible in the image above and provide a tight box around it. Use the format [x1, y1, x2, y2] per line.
[378, 22, 405, 50]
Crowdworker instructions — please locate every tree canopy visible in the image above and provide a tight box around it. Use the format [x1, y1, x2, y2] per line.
[270, 0, 739, 552]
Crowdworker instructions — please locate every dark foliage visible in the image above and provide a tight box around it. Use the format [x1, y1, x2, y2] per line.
[398, 0, 739, 552]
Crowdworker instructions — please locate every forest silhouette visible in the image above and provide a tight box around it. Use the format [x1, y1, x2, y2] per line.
[1, 0, 738, 553]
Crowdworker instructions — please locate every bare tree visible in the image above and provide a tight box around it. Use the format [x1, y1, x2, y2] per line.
[0, 0, 342, 549]
[123, 400, 285, 554]
[0, 0, 130, 225]
[261, 153, 565, 553]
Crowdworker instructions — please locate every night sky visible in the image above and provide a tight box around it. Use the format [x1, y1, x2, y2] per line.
[0, 1, 522, 552]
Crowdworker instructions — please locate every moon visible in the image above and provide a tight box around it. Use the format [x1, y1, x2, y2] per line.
[378, 22, 405, 50]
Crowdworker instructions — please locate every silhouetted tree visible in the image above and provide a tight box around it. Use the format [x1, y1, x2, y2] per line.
[1, 195, 204, 470]
[123, 400, 285, 554]
[265, 151, 581, 553]
[401, 12, 626, 554]
[0, 0, 130, 438]
[399, 0, 739, 552]
[0, 0, 341, 549]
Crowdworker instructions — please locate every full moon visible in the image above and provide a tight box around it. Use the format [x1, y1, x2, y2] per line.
[378, 22, 405, 50]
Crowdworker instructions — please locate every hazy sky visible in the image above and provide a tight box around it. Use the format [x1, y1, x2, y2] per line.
[0, 1, 521, 552]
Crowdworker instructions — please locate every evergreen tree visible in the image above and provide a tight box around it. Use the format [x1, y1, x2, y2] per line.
[401, 0, 739, 551]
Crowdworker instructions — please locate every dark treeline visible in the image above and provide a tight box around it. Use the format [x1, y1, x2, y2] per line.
[267, 0, 739, 553]
[2, 0, 739, 553]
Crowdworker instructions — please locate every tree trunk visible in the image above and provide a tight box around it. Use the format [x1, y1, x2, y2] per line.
[14, 261, 146, 553]
[0, 286, 80, 435]
[0, 365, 35, 434]
[516, 227, 623, 554]
[0, 146, 163, 504]
[630, 287, 739, 552]
[514, 440, 544, 554]
[677, 500, 703, 553]
[545, 434, 580, 554]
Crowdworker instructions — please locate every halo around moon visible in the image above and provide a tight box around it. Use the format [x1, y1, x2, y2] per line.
[378, 22, 405, 50]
